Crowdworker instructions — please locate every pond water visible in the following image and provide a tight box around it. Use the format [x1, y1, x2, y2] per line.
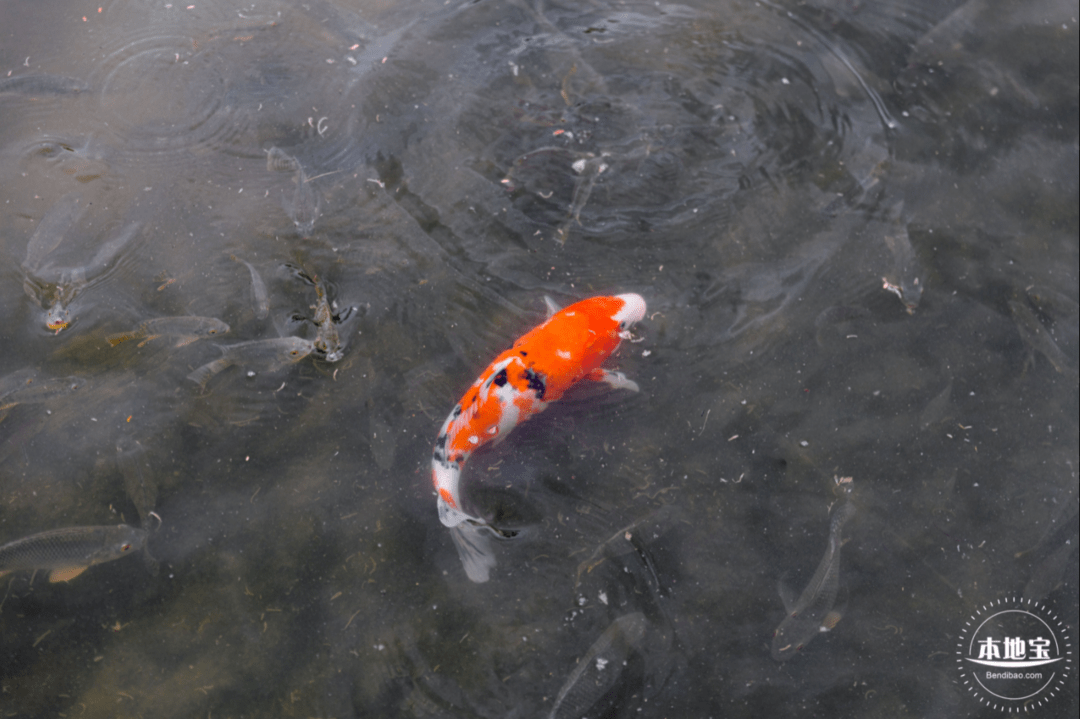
[0, 0, 1076, 717]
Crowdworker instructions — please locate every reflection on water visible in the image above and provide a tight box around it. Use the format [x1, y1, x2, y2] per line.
[0, 0, 1076, 717]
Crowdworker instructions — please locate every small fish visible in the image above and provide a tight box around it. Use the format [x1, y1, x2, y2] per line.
[0, 524, 147, 582]
[548, 613, 648, 719]
[0, 74, 90, 97]
[1009, 299, 1076, 377]
[106, 316, 229, 348]
[311, 278, 344, 362]
[288, 167, 320, 237]
[771, 498, 856, 660]
[555, 153, 610, 244]
[116, 437, 158, 527]
[231, 255, 270, 319]
[433, 293, 646, 530]
[187, 337, 315, 388]
[265, 146, 300, 173]
[23, 219, 142, 333]
[0, 374, 83, 411]
[880, 203, 922, 313]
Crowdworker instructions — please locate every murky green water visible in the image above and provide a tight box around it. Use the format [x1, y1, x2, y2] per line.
[1, 0, 1076, 717]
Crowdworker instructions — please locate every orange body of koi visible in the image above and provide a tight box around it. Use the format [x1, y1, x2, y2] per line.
[432, 293, 646, 528]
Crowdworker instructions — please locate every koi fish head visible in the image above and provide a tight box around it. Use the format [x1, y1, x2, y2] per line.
[612, 293, 646, 333]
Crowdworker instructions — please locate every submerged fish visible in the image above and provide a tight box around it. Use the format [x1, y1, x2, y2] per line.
[432, 294, 645, 580]
[0, 373, 83, 411]
[0, 73, 89, 96]
[548, 613, 648, 719]
[106, 316, 230, 348]
[288, 167, 320, 237]
[771, 498, 856, 660]
[231, 255, 270, 320]
[555, 153, 610, 244]
[310, 278, 344, 362]
[187, 337, 315, 388]
[20, 193, 86, 272]
[23, 218, 142, 333]
[0, 524, 147, 582]
[116, 437, 159, 527]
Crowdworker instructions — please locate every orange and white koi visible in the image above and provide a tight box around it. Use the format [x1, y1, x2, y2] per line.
[432, 293, 646, 529]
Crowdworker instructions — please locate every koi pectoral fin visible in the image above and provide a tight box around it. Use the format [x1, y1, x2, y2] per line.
[586, 368, 639, 392]
[48, 565, 88, 582]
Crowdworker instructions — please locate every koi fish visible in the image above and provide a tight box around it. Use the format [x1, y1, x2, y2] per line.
[0, 524, 147, 583]
[771, 497, 856, 660]
[432, 293, 646, 532]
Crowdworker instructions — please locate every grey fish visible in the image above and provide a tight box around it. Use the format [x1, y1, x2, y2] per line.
[881, 202, 922, 314]
[21, 193, 87, 273]
[0, 374, 83, 410]
[116, 437, 158, 528]
[107, 316, 230, 348]
[771, 499, 856, 660]
[265, 146, 300, 173]
[0, 74, 89, 96]
[1009, 299, 1076, 378]
[0, 524, 147, 583]
[288, 167, 320, 237]
[231, 255, 270, 319]
[549, 613, 648, 719]
[187, 337, 315, 388]
[554, 153, 610, 245]
[23, 219, 142, 332]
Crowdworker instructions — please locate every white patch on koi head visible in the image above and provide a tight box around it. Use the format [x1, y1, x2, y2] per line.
[556, 349, 572, 360]
[612, 293, 646, 327]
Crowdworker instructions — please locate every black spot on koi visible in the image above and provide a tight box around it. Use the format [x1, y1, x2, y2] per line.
[492, 368, 508, 387]
[524, 368, 546, 400]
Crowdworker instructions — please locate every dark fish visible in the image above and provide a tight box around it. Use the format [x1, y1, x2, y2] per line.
[555, 153, 610, 244]
[548, 613, 648, 719]
[1009, 299, 1077, 378]
[771, 498, 856, 660]
[187, 337, 315, 388]
[0, 74, 90, 96]
[311, 278, 343, 362]
[0, 525, 147, 582]
[107, 316, 230, 348]
[116, 437, 158, 527]
[0, 374, 83, 411]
